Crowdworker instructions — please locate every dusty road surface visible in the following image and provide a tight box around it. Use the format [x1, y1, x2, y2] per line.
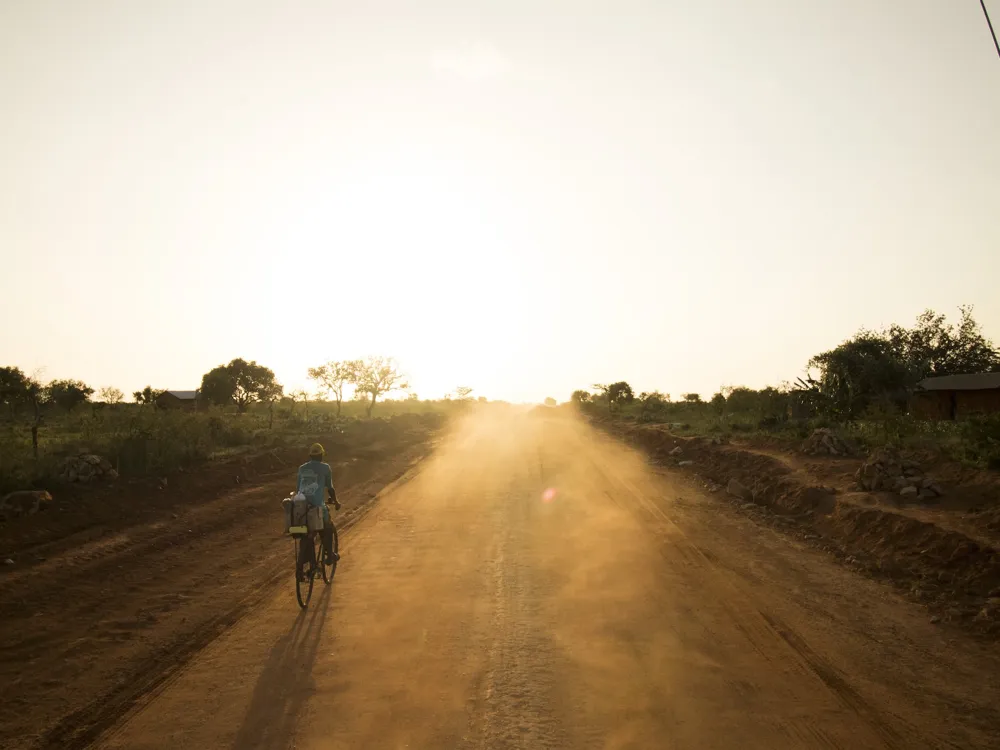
[92, 411, 1000, 749]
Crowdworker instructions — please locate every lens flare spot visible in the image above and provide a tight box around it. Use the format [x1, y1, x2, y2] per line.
[542, 487, 558, 503]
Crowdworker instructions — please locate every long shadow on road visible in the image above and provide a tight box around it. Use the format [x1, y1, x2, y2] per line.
[230, 583, 334, 750]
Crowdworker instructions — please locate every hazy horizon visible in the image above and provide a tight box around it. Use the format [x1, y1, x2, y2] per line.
[3, 1, 998, 402]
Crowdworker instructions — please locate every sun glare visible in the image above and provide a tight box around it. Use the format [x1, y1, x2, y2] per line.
[266, 161, 537, 400]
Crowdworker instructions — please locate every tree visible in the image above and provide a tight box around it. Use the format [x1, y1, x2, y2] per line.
[354, 356, 408, 417]
[46, 379, 94, 411]
[200, 366, 236, 408]
[259, 379, 283, 429]
[544, 397, 557, 406]
[607, 381, 634, 412]
[308, 360, 360, 416]
[639, 391, 669, 403]
[99, 386, 124, 406]
[0, 367, 47, 455]
[637, 391, 668, 422]
[808, 334, 915, 420]
[682, 393, 702, 403]
[289, 389, 310, 416]
[133, 385, 162, 405]
[591, 382, 634, 412]
[710, 392, 726, 414]
[570, 390, 591, 404]
[25, 376, 44, 459]
[200, 358, 282, 412]
[591, 383, 616, 410]
[0, 366, 31, 418]
[886, 306, 1000, 379]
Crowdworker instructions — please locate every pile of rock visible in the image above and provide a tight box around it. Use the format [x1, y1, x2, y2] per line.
[800, 428, 852, 456]
[726, 478, 754, 502]
[58, 454, 118, 484]
[0, 490, 53, 522]
[854, 447, 942, 499]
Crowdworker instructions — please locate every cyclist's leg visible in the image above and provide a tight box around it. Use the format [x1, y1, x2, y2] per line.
[309, 532, 318, 566]
[321, 506, 336, 562]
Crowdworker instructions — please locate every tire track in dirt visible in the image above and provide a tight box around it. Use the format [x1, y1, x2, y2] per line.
[0, 447, 429, 750]
[87, 455, 428, 750]
[65, 413, 1000, 749]
[582, 427, 923, 749]
[473, 476, 568, 750]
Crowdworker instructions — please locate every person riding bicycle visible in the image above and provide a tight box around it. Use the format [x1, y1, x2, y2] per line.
[296, 442, 340, 579]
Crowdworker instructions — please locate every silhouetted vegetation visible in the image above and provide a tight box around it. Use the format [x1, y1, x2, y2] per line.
[98, 387, 125, 406]
[353, 356, 408, 417]
[575, 307, 1000, 467]
[803, 307, 1000, 420]
[200, 358, 282, 412]
[593, 382, 635, 413]
[132, 386, 163, 405]
[308, 360, 360, 416]
[46, 380, 94, 412]
[0, 353, 457, 494]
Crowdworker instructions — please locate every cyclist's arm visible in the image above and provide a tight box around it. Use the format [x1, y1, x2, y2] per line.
[325, 465, 339, 507]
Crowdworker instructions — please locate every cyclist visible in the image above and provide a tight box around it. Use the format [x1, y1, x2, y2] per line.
[296, 442, 340, 580]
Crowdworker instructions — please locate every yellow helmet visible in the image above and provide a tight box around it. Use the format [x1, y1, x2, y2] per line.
[308, 442, 325, 458]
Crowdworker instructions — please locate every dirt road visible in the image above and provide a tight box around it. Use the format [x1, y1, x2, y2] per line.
[93, 412, 1000, 749]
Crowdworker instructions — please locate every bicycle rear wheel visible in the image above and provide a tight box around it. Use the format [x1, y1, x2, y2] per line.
[320, 523, 339, 584]
[294, 535, 316, 608]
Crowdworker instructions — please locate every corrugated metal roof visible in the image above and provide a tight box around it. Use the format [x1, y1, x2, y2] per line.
[916, 373, 1000, 392]
[163, 390, 198, 400]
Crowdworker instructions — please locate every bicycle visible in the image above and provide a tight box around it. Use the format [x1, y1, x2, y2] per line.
[291, 500, 340, 609]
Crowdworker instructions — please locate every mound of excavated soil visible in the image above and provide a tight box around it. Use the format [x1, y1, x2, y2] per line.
[617, 423, 1000, 635]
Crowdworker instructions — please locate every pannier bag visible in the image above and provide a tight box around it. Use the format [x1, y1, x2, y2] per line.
[283, 495, 310, 536]
[307, 505, 325, 533]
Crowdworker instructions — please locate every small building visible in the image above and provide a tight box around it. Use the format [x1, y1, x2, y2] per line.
[910, 373, 1000, 420]
[155, 390, 201, 411]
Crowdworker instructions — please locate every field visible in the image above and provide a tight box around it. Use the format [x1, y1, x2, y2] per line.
[0, 396, 467, 496]
[596, 395, 1000, 469]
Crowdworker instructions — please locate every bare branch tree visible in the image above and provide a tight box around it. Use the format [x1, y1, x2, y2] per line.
[354, 356, 408, 417]
[308, 360, 361, 416]
[99, 386, 125, 407]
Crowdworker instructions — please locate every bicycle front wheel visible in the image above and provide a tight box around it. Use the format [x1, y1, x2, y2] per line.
[294, 536, 315, 609]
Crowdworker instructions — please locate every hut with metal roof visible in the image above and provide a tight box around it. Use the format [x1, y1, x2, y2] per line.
[910, 373, 1000, 420]
[155, 390, 201, 411]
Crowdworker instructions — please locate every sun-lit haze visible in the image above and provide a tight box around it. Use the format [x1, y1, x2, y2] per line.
[2, 1, 998, 402]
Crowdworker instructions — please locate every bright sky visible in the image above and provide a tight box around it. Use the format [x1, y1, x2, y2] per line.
[2, 1, 998, 403]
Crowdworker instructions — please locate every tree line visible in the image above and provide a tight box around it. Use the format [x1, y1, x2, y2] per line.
[0, 355, 410, 459]
[572, 307, 1000, 423]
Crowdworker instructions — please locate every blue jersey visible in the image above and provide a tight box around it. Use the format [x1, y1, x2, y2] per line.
[297, 460, 334, 509]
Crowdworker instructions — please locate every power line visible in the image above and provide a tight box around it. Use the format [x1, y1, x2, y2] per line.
[982, 0, 1000, 61]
